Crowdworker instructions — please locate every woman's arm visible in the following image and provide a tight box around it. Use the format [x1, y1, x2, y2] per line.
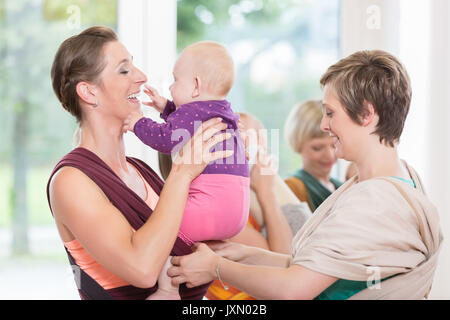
[227, 224, 270, 251]
[207, 241, 290, 267]
[169, 243, 337, 300]
[217, 259, 337, 300]
[250, 150, 293, 254]
[229, 174, 310, 254]
[256, 187, 293, 254]
[50, 118, 231, 288]
[51, 166, 192, 288]
[247, 189, 264, 227]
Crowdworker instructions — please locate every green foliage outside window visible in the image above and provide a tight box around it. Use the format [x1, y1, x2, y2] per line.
[0, 0, 117, 254]
[0, 0, 339, 255]
[176, 0, 340, 178]
[43, 0, 117, 25]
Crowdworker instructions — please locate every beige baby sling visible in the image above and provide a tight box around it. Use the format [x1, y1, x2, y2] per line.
[290, 162, 443, 299]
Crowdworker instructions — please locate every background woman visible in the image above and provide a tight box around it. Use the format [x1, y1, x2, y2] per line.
[284, 100, 342, 211]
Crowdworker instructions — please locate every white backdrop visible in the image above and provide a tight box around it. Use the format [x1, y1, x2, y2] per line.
[341, 0, 450, 299]
[118, 0, 177, 178]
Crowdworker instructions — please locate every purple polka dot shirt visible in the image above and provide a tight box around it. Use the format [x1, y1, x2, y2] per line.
[134, 100, 249, 177]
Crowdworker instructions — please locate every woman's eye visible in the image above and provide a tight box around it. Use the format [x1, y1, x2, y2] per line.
[120, 70, 129, 75]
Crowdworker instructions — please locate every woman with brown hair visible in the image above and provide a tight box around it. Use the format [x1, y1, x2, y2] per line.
[46, 26, 232, 300]
[168, 50, 443, 299]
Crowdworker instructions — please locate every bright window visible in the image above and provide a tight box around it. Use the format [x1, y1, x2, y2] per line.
[176, 0, 340, 177]
[0, 0, 118, 252]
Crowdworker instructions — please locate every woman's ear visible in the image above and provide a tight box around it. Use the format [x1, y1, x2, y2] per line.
[361, 101, 376, 127]
[76, 82, 98, 107]
[192, 76, 201, 99]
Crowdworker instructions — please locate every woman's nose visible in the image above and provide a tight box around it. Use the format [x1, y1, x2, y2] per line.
[320, 115, 329, 133]
[134, 66, 147, 84]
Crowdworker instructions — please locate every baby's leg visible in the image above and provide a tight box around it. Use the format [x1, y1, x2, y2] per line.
[146, 256, 180, 300]
[180, 174, 250, 243]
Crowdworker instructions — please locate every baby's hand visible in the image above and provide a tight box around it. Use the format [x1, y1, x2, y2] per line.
[123, 110, 144, 133]
[142, 84, 168, 113]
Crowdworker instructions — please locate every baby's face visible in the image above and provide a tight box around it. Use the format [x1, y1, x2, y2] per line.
[169, 53, 196, 108]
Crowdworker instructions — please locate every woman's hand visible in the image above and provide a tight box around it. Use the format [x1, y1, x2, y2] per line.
[250, 147, 278, 196]
[122, 110, 144, 133]
[169, 243, 219, 288]
[205, 240, 251, 263]
[142, 84, 168, 113]
[170, 117, 232, 182]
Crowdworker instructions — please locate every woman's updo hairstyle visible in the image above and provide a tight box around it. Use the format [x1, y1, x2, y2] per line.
[51, 26, 118, 123]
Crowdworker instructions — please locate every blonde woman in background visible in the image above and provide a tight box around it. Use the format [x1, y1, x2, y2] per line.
[284, 100, 342, 211]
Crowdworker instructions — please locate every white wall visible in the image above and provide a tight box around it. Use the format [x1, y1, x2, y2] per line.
[341, 0, 400, 56]
[118, 0, 177, 178]
[339, 0, 402, 180]
[423, 0, 450, 300]
[341, 0, 450, 299]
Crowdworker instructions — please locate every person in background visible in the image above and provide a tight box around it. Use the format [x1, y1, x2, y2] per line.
[237, 112, 311, 239]
[284, 100, 342, 211]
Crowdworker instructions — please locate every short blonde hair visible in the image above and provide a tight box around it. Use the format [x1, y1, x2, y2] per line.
[183, 41, 235, 96]
[284, 100, 326, 153]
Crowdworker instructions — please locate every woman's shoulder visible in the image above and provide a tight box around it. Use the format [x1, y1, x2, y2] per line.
[309, 179, 420, 249]
[285, 176, 309, 202]
[49, 165, 107, 207]
[49, 148, 102, 192]
[50, 165, 96, 190]
[285, 175, 305, 186]
[49, 167, 93, 238]
[338, 178, 393, 201]
[48, 150, 144, 213]
[333, 177, 421, 219]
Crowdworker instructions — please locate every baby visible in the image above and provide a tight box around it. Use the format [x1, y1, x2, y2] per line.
[123, 41, 249, 300]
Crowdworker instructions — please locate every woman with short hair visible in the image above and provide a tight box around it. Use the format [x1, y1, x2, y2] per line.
[168, 50, 443, 300]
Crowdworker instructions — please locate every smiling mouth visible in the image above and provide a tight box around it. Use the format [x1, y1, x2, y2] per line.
[329, 133, 340, 147]
[321, 162, 334, 167]
[127, 92, 141, 104]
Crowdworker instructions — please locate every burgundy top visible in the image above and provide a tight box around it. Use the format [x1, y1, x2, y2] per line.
[46, 147, 211, 300]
